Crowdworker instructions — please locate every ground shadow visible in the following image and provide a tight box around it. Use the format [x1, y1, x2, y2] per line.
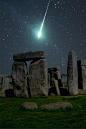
[5, 89, 14, 98]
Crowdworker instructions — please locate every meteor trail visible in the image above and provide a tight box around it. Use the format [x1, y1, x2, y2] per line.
[38, 0, 50, 39]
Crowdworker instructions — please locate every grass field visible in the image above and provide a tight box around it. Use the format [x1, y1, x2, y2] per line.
[0, 95, 86, 128]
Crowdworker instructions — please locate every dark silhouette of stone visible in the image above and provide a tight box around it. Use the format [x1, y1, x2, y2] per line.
[12, 61, 29, 98]
[67, 51, 78, 95]
[13, 51, 46, 61]
[60, 87, 69, 96]
[29, 59, 48, 97]
[77, 60, 86, 90]
[48, 87, 57, 96]
[5, 89, 14, 98]
[48, 73, 50, 88]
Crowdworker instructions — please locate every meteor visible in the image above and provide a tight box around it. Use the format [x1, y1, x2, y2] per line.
[38, 0, 50, 39]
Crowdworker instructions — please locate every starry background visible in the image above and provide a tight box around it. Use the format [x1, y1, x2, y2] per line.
[0, 0, 86, 80]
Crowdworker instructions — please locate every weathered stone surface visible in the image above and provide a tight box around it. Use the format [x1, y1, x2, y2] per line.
[0, 91, 5, 97]
[22, 102, 38, 109]
[29, 59, 48, 97]
[40, 102, 73, 109]
[54, 71, 63, 88]
[77, 60, 86, 90]
[54, 79, 60, 95]
[1, 77, 9, 91]
[13, 51, 46, 61]
[67, 51, 78, 95]
[52, 78, 60, 95]
[54, 71, 61, 80]
[81, 66, 86, 90]
[12, 61, 29, 98]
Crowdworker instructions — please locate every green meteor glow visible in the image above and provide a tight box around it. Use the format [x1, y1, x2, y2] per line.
[38, 0, 50, 39]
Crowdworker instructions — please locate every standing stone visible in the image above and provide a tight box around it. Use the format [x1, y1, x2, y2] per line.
[12, 61, 29, 98]
[2, 77, 9, 91]
[67, 51, 78, 95]
[29, 59, 48, 97]
[48, 73, 50, 88]
[48, 67, 63, 88]
[48, 69, 55, 87]
[0, 77, 9, 97]
[48, 67, 58, 87]
[48, 77, 60, 96]
[54, 68, 63, 88]
[77, 60, 86, 90]
[52, 78, 60, 95]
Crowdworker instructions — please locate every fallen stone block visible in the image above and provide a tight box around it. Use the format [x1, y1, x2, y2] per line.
[22, 102, 38, 109]
[40, 102, 73, 110]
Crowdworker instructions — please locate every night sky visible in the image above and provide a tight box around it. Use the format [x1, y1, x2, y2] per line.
[0, 0, 86, 76]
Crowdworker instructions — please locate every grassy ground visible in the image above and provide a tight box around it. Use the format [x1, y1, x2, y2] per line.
[63, 82, 67, 87]
[0, 95, 86, 128]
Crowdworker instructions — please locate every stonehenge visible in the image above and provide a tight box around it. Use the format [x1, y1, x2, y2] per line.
[0, 50, 86, 98]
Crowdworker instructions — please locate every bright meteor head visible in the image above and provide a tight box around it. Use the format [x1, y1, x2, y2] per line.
[38, 31, 41, 39]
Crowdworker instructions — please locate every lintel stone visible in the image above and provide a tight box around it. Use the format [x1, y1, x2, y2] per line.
[48, 67, 60, 72]
[13, 51, 46, 61]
